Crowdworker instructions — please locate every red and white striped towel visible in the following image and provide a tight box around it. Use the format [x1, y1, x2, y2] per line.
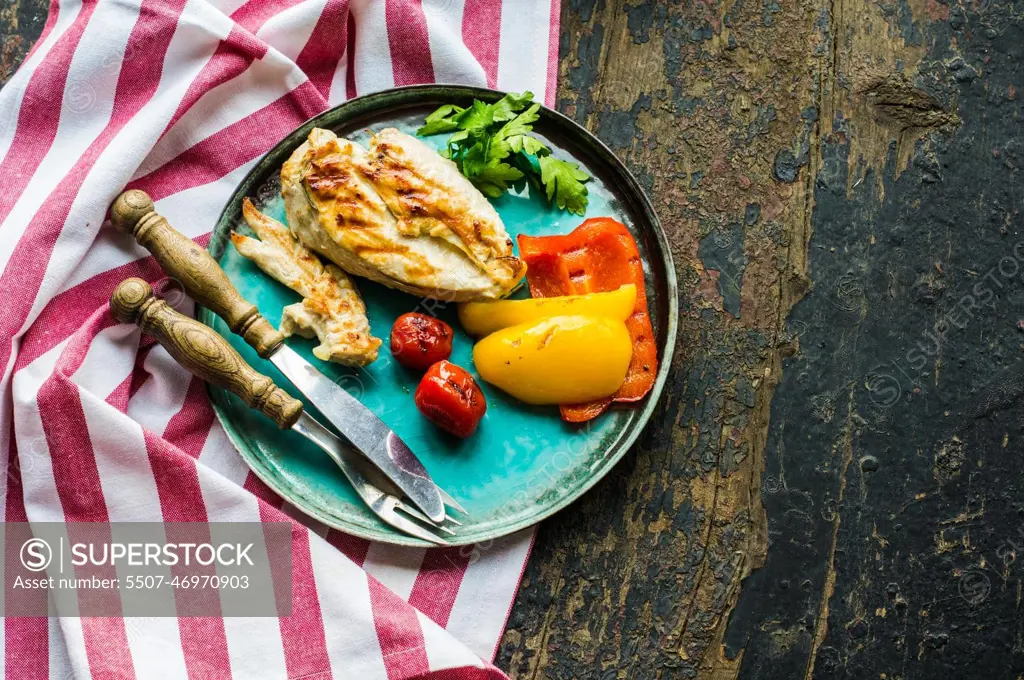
[0, 0, 560, 677]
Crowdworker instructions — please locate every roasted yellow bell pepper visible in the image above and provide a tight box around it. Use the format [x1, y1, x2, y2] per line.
[473, 315, 632, 405]
[458, 284, 636, 337]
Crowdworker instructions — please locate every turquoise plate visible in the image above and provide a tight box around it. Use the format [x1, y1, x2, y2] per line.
[202, 85, 677, 546]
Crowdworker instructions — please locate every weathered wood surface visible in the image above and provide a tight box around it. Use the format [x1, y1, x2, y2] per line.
[4, 1, 1023, 678]
[498, 1, 1024, 679]
[0, 0, 46, 85]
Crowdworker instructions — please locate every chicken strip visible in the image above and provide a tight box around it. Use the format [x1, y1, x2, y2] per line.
[230, 198, 381, 366]
[280, 127, 526, 301]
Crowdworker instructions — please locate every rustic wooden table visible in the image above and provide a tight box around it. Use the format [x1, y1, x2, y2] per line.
[5, 0, 1022, 677]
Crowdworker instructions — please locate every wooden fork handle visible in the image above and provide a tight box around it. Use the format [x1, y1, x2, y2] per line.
[109, 189, 284, 358]
[110, 278, 302, 429]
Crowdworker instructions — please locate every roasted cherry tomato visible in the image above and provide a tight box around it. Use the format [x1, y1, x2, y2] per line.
[390, 312, 453, 371]
[414, 361, 487, 438]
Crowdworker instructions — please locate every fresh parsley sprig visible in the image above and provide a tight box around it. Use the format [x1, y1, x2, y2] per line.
[417, 92, 591, 215]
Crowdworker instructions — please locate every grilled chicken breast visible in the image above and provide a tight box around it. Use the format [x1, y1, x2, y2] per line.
[280, 127, 526, 301]
[231, 198, 381, 366]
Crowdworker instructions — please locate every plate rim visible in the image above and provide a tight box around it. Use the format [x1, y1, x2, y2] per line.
[202, 84, 679, 547]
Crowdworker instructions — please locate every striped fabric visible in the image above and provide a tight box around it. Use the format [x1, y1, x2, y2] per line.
[0, 0, 559, 677]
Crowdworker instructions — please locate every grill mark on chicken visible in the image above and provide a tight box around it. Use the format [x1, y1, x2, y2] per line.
[353, 244, 412, 257]
[280, 127, 526, 301]
[336, 214, 374, 229]
[365, 132, 517, 261]
[231, 198, 381, 366]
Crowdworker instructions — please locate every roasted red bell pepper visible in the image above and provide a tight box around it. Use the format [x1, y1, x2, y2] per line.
[517, 217, 658, 422]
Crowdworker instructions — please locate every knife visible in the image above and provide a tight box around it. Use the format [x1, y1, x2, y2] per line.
[109, 190, 452, 523]
[109, 278, 452, 545]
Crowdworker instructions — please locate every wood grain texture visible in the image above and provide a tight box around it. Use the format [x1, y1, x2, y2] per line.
[110, 190, 285, 358]
[499, 1, 816, 675]
[0, 0, 46, 85]
[499, 0, 1024, 678]
[110, 278, 302, 429]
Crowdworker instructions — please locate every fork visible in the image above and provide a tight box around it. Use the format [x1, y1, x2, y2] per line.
[110, 278, 459, 545]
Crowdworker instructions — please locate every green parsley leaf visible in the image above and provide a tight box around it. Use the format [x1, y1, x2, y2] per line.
[493, 104, 549, 158]
[454, 100, 494, 133]
[487, 136, 512, 163]
[461, 140, 493, 178]
[496, 103, 540, 137]
[538, 156, 591, 216]
[508, 153, 542, 194]
[508, 134, 549, 157]
[472, 162, 525, 198]
[418, 93, 591, 212]
[416, 104, 464, 135]
[447, 128, 470, 145]
[491, 91, 534, 121]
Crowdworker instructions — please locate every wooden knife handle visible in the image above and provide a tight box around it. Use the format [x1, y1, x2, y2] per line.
[109, 189, 283, 358]
[110, 278, 302, 429]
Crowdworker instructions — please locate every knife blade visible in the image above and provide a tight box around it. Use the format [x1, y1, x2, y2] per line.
[267, 344, 447, 521]
[290, 411, 451, 544]
[109, 278, 451, 544]
[109, 190, 448, 523]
